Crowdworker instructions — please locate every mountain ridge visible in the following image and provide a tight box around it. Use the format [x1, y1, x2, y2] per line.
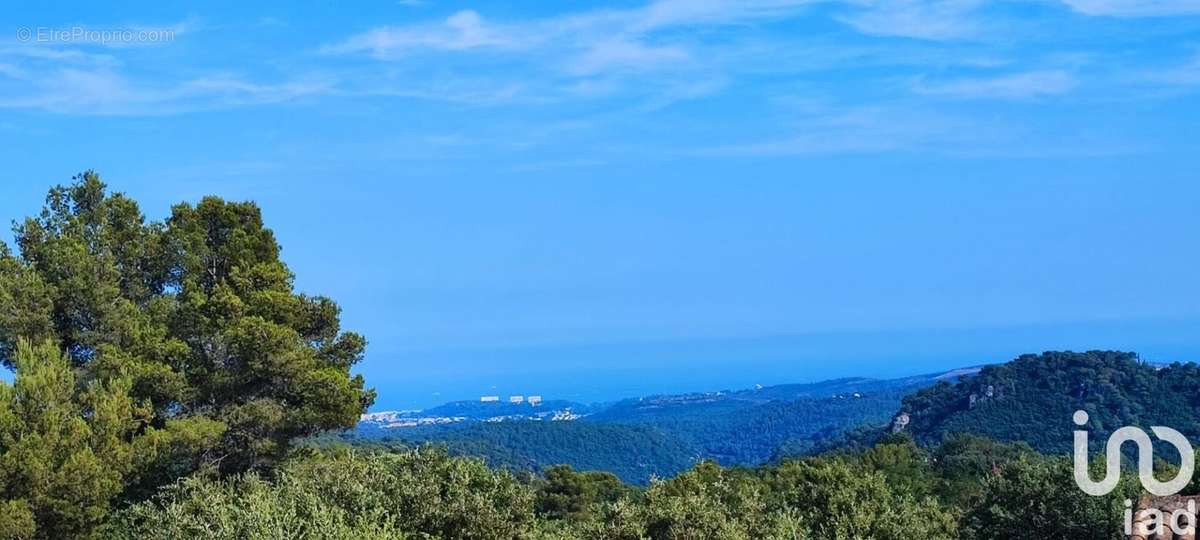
[351, 365, 985, 483]
[360, 365, 986, 426]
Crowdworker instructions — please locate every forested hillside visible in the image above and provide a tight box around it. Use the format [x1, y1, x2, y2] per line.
[897, 350, 1200, 452]
[352, 371, 971, 483]
[589, 390, 911, 466]
[366, 422, 698, 483]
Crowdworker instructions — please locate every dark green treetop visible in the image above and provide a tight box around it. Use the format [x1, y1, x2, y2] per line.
[0, 172, 374, 477]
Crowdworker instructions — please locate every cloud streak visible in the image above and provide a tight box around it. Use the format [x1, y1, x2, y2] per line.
[0, 0, 1191, 169]
[0, 66, 333, 115]
[837, 0, 985, 40]
[320, 10, 529, 59]
[913, 70, 1078, 100]
[1060, 0, 1200, 17]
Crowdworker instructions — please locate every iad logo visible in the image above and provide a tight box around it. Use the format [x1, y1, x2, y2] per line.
[1072, 409, 1194, 496]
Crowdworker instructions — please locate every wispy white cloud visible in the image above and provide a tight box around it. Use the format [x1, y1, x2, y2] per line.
[176, 76, 336, 105]
[1130, 53, 1200, 97]
[320, 3, 788, 107]
[633, 77, 728, 111]
[695, 98, 1146, 158]
[913, 69, 1078, 99]
[0, 67, 333, 115]
[322, 1, 828, 72]
[568, 39, 690, 76]
[321, 10, 527, 59]
[0, 45, 119, 67]
[628, 0, 820, 31]
[315, 1, 836, 111]
[838, 0, 985, 40]
[0, 17, 337, 115]
[1060, 0, 1200, 17]
[350, 77, 527, 105]
[98, 19, 194, 49]
[1154, 55, 1200, 85]
[506, 158, 608, 173]
[698, 104, 968, 155]
[0, 0, 1180, 123]
[317, 0, 1012, 113]
[257, 16, 288, 27]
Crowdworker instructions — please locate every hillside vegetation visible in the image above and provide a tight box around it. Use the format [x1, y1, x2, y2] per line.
[355, 371, 969, 483]
[897, 350, 1200, 453]
[370, 422, 698, 484]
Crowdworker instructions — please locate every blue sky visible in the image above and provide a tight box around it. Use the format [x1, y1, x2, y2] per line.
[1, 1, 1200, 408]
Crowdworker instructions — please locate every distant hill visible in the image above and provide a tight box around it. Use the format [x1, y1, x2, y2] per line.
[727, 369, 982, 402]
[334, 353, 1200, 483]
[583, 369, 980, 464]
[894, 351, 1200, 454]
[349, 367, 980, 483]
[589, 367, 981, 422]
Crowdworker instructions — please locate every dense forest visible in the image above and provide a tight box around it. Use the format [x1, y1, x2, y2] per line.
[588, 385, 925, 465]
[354, 388, 912, 483]
[0, 175, 1191, 539]
[897, 350, 1200, 453]
[361, 350, 1200, 487]
[356, 422, 699, 484]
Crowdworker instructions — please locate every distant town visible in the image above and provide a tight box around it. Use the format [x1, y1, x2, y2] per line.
[358, 392, 584, 431]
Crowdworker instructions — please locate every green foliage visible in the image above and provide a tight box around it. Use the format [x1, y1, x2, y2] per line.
[898, 350, 1200, 455]
[850, 433, 939, 498]
[106, 446, 978, 540]
[383, 421, 699, 484]
[99, 430, 1154, 540]
[589, 388, 917, 465]
[960, 456, 1138, 539]
[763, 457, 958, 539]
[0, 340, 151, 539]
[534, 465, 633, 521]
[0, 173, 373, 481]
[105, 449, 535, 540]
[637, 462, 779, 540]
[931, 434, 1036, 505]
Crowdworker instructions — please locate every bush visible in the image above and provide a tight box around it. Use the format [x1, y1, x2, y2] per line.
[960, 455, 1137, 539]
[104, 449, 534, 540]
